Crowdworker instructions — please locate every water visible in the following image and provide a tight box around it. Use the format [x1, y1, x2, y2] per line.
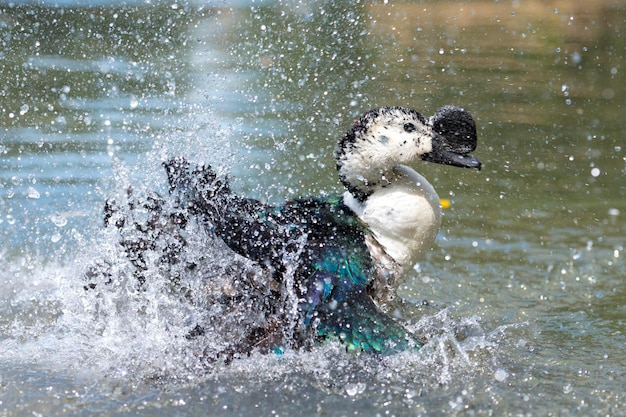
[1, 0, 625, 415]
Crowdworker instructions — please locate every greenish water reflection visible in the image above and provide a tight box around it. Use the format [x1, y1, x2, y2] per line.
[1, 5, 194, 132]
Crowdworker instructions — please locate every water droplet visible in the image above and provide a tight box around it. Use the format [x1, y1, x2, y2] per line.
[494, 368, 508, 382]
[345, 382, 366, 396]
[49, 213, 68, 227]
[27, 187, 41, 199]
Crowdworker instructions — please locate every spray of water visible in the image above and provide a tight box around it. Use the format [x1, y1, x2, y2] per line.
[0, 123, 516, 392]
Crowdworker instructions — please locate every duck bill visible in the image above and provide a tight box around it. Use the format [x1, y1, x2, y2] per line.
[422, 150, 482, 170]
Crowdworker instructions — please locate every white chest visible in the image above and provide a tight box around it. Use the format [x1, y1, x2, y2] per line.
[343, 165, 442, 271]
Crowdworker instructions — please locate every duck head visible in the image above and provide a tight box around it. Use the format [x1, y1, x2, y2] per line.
[336, 105, 481, 200]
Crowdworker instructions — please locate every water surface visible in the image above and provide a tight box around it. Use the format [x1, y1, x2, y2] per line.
[1, 1, 625, 415]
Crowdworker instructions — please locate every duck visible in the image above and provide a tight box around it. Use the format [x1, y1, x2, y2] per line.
[163, 105, 481, 355]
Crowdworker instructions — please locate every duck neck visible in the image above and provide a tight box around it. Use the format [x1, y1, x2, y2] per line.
[339, 165, 398, 202]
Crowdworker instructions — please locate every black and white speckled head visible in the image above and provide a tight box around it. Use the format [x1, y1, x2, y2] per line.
[336, 105, 480, 199]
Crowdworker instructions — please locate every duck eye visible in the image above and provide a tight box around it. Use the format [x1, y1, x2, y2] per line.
[403, 123, 416, 133]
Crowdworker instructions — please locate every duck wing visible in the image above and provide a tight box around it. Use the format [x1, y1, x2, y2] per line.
[164, 158, 288, 270]
[312, 280, 420, 354]
[300, 239, 421, 354]
[284, 199, 421, 353]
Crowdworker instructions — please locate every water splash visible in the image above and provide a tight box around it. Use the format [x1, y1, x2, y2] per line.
[0, 151, 517, 395]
